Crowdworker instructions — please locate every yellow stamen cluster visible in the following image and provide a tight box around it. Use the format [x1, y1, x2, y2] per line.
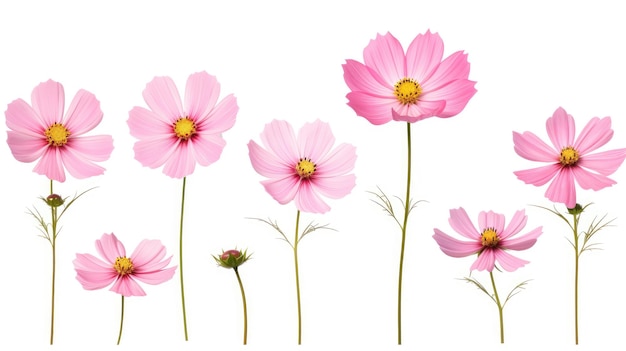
[173, 117, 197, 140]
[44, 123, 70, 146]
[114, 257, 134, 275]
[296, 158, 316, 178]
[394, 77, 422, 105]
[481, 228, 499, 247]
[560, 146, 579, 166]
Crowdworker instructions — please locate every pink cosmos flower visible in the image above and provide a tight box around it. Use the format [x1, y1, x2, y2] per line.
[73, 233, 177, 297]
[433, 208, 542, 272]
[128, 71, 238, 178]
[248, 119, 356, 214]
[513, 107, 626, 208]
[5, 79, 114, 182]
[342, 30, 477, 125]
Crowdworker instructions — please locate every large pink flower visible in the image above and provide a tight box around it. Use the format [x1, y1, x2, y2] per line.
[342, 30, 477, 125]
[513, 107, 626, 208]
[74, 233, 177, 297]
[433, 208, 542, 272]
[5, 79, 114, 182]
[128, 71, 238, 178]
[248, 119, 356, 214]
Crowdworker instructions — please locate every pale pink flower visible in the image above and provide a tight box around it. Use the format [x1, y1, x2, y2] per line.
[248, 119, 356, 214]
[128, 71, 238, 178]
[74, 233, 177, 297]
[513, 107, 626, 208]
[5, 79, 114, 182]
[342, 30, 476, 125]
[433, 208, 542, 272]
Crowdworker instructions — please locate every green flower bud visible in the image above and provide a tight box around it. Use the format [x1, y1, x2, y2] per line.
[213, 249, 251, 269]
[567, 203, 584, 215]
[45, 194, 64, 208]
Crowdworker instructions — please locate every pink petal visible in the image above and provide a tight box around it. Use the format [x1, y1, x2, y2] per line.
[197, 94, 238, 133]
[513, 131, 558, 162]
[31, 80, 64, 126]
[128, 106, 174, 139]
[546, 107, 575, 150]
[260, 176, 300, 205]
[162, 141, 196, 178]
[73, 253, 118, 290]
[316, 143, 357, 177]
[391, 99, 446, 122]
[574, 116, 614, 155]
[66, 135, 114, 162]
[578, 149, 626, 175]
[142, 76, 184, 121]
[298, 120, 335, 162]
[133, 136, 179, 170]
[433, 229, 481, 257]
[493, 249, 529, 272]
[470, 249, 496, 272]
[346, 91, 396, 125]
[95, 233, 126, 264]
[499, 210, 528, 240]
[501, 226, 542, 251]
[514, 163, 561, 186]
[545, 167, 576, 208]
[420, 51, 470, 91]
[259, 120, 299, 164]
[405, 30, 444, 82]
[129, 239, 166, 268]
[32, 147, 66, 182]
[63, 89, 102, 136]
[60, 145, 107, 179]
[6, 131, 47, 162]
[363, 32, 405, 85]
[189, 133, 226, 166]
[311, 173, 355, 199]
[133, 266, 177, 285]
[110, 276, 146, 297]
[5, 98, 47, 137]
[571, 166, 617, 190]
[342, 59, 393, 96]
[478, 211, 505, 234]
[184, 71, 220, 121]
[419, 79, 476, 118]
[248, 140, 294, 178]
[448, 207, 479, 240]
[294, 180, 331, 213]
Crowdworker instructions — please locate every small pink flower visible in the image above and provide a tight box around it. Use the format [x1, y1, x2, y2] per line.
[128, 71, 238, 178]
[74, 233, 177, 297]
[433, 208, 542, 272]
[342, 30, 476, 125]
[513, 107, 626, 208]
[248, 119, 356, 214]
[5, 79, 114, 182]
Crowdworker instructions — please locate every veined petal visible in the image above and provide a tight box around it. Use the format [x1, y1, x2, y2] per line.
[184, 71, 220, 121]
[448, 207, 479, 240]
[128, 106, 174, 139]
[295, 180, 331, 213]
[133, 136, 179, 169]
[67, 135, 113, 162]
[130, 239, 166, 268]
[420, 51, 471, 90]
[298, 119, 334, 162]
[419, 79, 476, 118]
[261, 176, 300, 205]
[470, 249, 495, 272]
[73, 253, 118, 290]
[546, 107, 575, 150]
[95, 233, 126, 264]
[342, 59, 393, 96]
[142, 76, 184, 121]
[513, 131, 558, 162]
[316, 143, 356, 177]
[499, 210, 528, 240]
[363, 32, 405, 85]
[545, 167, 576, 208]
[6, 131, 47, 162]
[346, 91, 396, 125]
[197, 94, 237, 133]
[578, 149, 626, 175]
[5, 99, 47, 137]
[574, 116, 614, 155]
[33, 147, 66, 182]
[63, 89, 103, 135]
[31, 80, 64, 126]
[391, 99, 446, 122]
[162, 141, 196, 178]
[433, 229, 481, 257]
[110, 276, 146, 297]
[493, 249, 529, 272]
[571, 166, 617, 190]
[405, 30, 444, 82]
[514, 163, 561, 186]
[248, 140, 294, 178]
[478, 211, 505, 234]
[311, 173, 355, 199]
[189, 133, 226, 166]
[133, 266, 177, 285]
[259, 120, 299, 164]
[60, 145, 107, 179]
[501, 226, 542, 250]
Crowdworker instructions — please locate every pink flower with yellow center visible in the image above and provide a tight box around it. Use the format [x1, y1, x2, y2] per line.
[433, 208, 542, 272]
[342, 30, 477, 125]
[127, 71, 238, 178]
[73, 233, 177, 297]
[513, 107, 626, 208]
[248, 119, 356, 214]
[5, 79, 114, 182]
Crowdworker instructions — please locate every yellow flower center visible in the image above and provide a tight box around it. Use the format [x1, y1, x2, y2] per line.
[481, 228, 499, 247]
[44, 123, 70, 146]
[114, 257, 134, 275]
[394, 78, 422, 105]
[173, 117, 196, 140]
[560, 147, 579, 166]
[296, 158, 316, 178]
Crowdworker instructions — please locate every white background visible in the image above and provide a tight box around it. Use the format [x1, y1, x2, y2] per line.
[1, 1, 625, 350]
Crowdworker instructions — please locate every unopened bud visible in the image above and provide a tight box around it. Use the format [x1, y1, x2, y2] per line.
[214, 248, 251, 269]
[45, 194, 64, 208]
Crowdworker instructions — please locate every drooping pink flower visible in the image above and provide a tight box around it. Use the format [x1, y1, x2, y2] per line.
[74, 233, 177, 297]
[248, 119, 356, 214]
[513, 107, 626, 208]
[5, 79, 114, 182]
[433, 208, 542, 272]
[342, 30, 477, 125]
[128, 71, 238, 178]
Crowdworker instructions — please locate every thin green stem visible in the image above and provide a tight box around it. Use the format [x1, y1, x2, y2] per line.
[179, 176, 189, 341]
[49, 179, 56, 345]
[489, 271, 504, 343]
[234, 268, 248, 345]
[397, 122, 412, 345]
[572, 211, 580, 345]
[117, 296, 125, 345]
[294, 210, 302, 345]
